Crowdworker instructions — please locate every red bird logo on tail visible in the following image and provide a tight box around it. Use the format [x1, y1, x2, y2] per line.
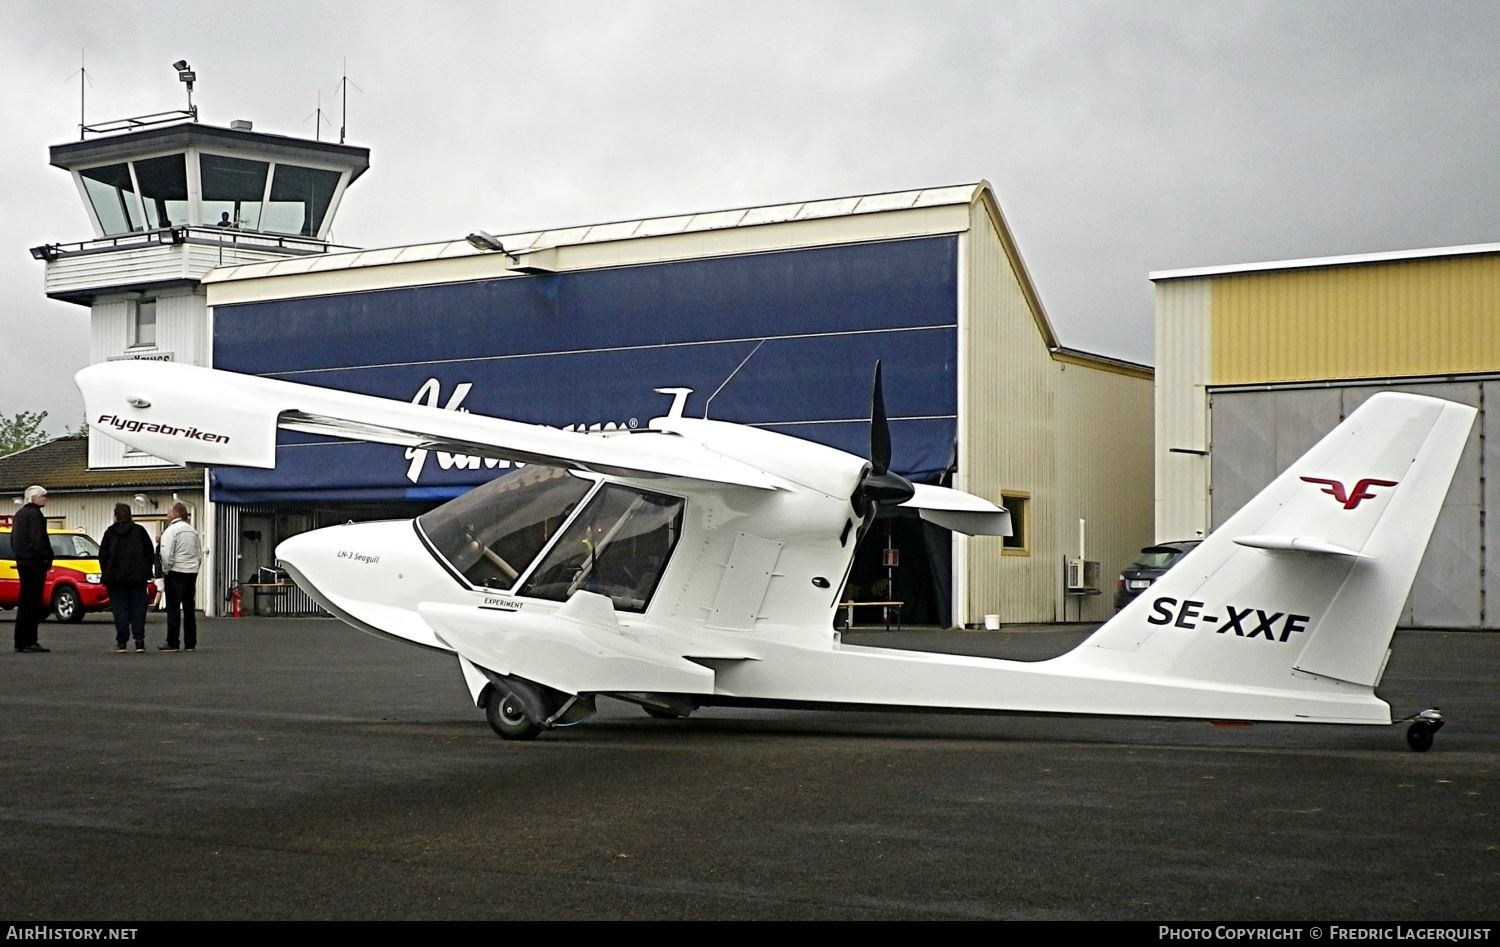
[1300, 477, 1399, 510]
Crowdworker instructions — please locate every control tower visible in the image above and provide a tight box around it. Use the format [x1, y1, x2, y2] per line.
[33, 107, 369, 470]
[15, 72, 370, 616]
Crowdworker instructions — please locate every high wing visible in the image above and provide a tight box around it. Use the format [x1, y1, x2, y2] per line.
[77, 361, 1013, 536]
[75, 361, 781, 490]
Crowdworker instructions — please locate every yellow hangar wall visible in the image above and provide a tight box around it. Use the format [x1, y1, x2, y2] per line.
[961, 194, 1154, 624]
[1211, 254, 1500, 384]
[1154, 248, 1500, 541]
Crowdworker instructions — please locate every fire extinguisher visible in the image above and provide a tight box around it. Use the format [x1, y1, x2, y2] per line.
[229, 585, 243, 619]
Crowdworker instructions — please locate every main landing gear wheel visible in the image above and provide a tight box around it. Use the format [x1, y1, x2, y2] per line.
[486, 686, 543, 741]
[1404, 709, 1445, 753]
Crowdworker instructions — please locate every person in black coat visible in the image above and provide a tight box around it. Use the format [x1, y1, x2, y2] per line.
[99, 503, 155, 653]
[12, 485, 52, 653]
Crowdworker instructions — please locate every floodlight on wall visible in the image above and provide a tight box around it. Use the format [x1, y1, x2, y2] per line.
[172, 59, 197, 119]
[28, 244, 59, 262]
[133, 494, 158, 509]
[466, 231, 508, 253]
[464, 230, 550, 271]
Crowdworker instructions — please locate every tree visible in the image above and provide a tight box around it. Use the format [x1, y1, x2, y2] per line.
[0, 410, 49, 456]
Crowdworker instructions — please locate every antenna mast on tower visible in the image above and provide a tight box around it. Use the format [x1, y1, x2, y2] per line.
[304, 90, 334, 142]
[333, 59, 362, 145]
[68, 50, 94, 140]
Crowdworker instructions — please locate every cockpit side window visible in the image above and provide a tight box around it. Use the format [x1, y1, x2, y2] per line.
[416, 466, 595, 590]
[518, 484, 684, 613]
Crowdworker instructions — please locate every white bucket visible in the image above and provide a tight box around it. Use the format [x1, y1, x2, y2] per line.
[983, 614, 1001, 631]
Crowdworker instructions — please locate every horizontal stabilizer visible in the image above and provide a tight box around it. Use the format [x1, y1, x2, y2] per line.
[75, 361, 781, 490]
[1233, 535, 1370, 558]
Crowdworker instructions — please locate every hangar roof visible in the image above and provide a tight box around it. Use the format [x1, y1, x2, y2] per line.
[204, 183, 983, 281]
[1150, 241, 1500, 281]
[203, 181, 1149, 377]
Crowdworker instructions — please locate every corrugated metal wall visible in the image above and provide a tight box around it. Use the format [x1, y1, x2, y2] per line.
[961, 199, 1058, 624]
[1212, 255, 1500, 384]
[1153, 278, 1212, 540]
[212, 502, 241, 619]
[960, 199, 1154, 623]
[1055, 364, 1156, 622]
[1211, 381, 1493, 629]
[214, 503, 325, 617]
[41, 494, 168, 552]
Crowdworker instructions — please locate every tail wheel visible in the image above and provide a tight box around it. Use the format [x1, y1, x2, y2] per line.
[1406, 721, 1436, 753]
[485, 686, 543, 741]
[52, 586, 85, 623]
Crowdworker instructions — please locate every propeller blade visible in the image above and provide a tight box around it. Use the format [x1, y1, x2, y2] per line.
[870, 360, 891, 475]
[850, 360, 914, 522]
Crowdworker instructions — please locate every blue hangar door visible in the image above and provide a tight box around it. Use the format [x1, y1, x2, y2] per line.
[213, 236, 960, 624]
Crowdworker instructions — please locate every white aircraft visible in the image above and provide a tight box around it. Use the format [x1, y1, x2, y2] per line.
[76, 361, 1474, 751]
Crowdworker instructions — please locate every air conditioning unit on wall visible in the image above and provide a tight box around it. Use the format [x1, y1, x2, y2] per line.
[1065, 558, 1101, 593]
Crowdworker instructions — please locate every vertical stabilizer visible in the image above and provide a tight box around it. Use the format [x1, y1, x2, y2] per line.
[1063, 392, 1475, 713]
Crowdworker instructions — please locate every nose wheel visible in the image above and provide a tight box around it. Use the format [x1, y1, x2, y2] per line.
[1403, 708, 1444, 753]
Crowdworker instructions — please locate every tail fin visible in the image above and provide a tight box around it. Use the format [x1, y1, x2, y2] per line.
[1065, 392, 1474, 721]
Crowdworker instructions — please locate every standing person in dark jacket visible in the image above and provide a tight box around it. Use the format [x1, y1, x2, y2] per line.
[99, 503, 154, 653]
[11, 485, 52, 653]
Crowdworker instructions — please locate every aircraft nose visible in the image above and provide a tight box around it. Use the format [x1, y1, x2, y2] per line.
[273, 520, 454, 651]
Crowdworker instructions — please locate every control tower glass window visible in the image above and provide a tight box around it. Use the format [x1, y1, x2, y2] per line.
[201, 154, 268, 230]
[80, 163, 143, 235]
[264, 165, 342, 237]
[134, 154, 189, 229]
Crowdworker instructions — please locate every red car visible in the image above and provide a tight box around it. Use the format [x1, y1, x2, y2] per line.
[0, 526, 159, 622]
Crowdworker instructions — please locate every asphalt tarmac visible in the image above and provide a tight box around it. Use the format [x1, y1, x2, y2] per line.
[0, 615, 1495, 921]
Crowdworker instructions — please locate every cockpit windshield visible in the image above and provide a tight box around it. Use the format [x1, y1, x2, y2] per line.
[518, 483, 684, 613]
[416, 467, 686, 613]
[417, 466, 593, 590]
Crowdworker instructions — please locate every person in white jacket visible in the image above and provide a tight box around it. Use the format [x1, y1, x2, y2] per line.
[157, 502, 202, 651]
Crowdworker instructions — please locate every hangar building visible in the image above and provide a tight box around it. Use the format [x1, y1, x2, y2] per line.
[1153, 243, 1500, 630]
[200, 182, 1153, 626]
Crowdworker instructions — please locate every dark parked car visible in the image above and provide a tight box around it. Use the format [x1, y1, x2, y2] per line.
[1114, 540, 1201, 610]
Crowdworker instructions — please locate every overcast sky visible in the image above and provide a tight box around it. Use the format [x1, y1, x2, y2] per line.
[4, 0, 1499, 433]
